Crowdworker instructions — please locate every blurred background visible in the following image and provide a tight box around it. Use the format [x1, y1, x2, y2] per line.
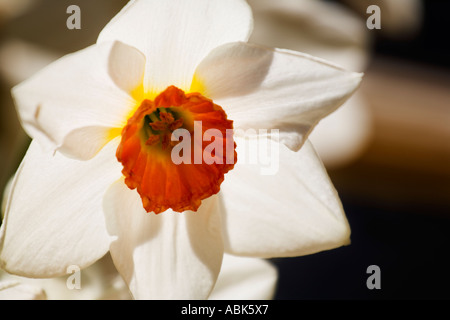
[0, 0, 449, 299]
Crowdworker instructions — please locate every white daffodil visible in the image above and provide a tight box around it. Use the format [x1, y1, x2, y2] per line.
[0, 0, 361, 299]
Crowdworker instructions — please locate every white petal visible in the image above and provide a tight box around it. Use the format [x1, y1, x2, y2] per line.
[0, 281, 46, 300]
[209, 254, 278, 300]
[194, 42, 363, 151]
[12, 41, 145, 160]
[98, 0, 253, 94]
[0, 138, 123, 278]
[220, 138, 351, 258]
[103, 180, 224, 300]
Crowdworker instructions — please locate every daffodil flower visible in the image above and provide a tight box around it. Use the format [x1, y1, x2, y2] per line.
[0, 0, 362, 299]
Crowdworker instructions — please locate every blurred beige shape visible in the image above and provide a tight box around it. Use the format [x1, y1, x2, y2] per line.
[248, 0, 369, 70]
[341, 0, 423, 38]
[0, 39, 60, 86]
[248, 0, 373, 168]
[0, 0, 37, 21]
[0, 281, 46, 300]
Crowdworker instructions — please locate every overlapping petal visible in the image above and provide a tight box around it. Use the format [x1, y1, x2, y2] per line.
[194, 42, 363, 151]
[103, 180, 224, 299]
[219, 138, 351, 258]
[12, 41, 145, 160]
[0, 139, 122, 278]
[98, 0, 253, 95]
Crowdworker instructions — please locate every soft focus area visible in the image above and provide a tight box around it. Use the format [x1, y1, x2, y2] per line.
[0, 0, 449, 299]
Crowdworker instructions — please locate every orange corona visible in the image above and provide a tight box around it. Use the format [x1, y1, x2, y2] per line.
[116, 86, 236, 214]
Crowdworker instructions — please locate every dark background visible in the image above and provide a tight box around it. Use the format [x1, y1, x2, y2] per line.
[373, 0, 450, 70]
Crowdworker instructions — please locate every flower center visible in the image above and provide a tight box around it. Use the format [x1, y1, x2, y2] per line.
[117, 86, 236, 214]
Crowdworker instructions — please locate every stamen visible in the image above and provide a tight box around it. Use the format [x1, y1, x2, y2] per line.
[169, 119, 184, 131]
[159, 111, 175, 124]
[145, 135, 160, 146]
[149, 121, 167, 131]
